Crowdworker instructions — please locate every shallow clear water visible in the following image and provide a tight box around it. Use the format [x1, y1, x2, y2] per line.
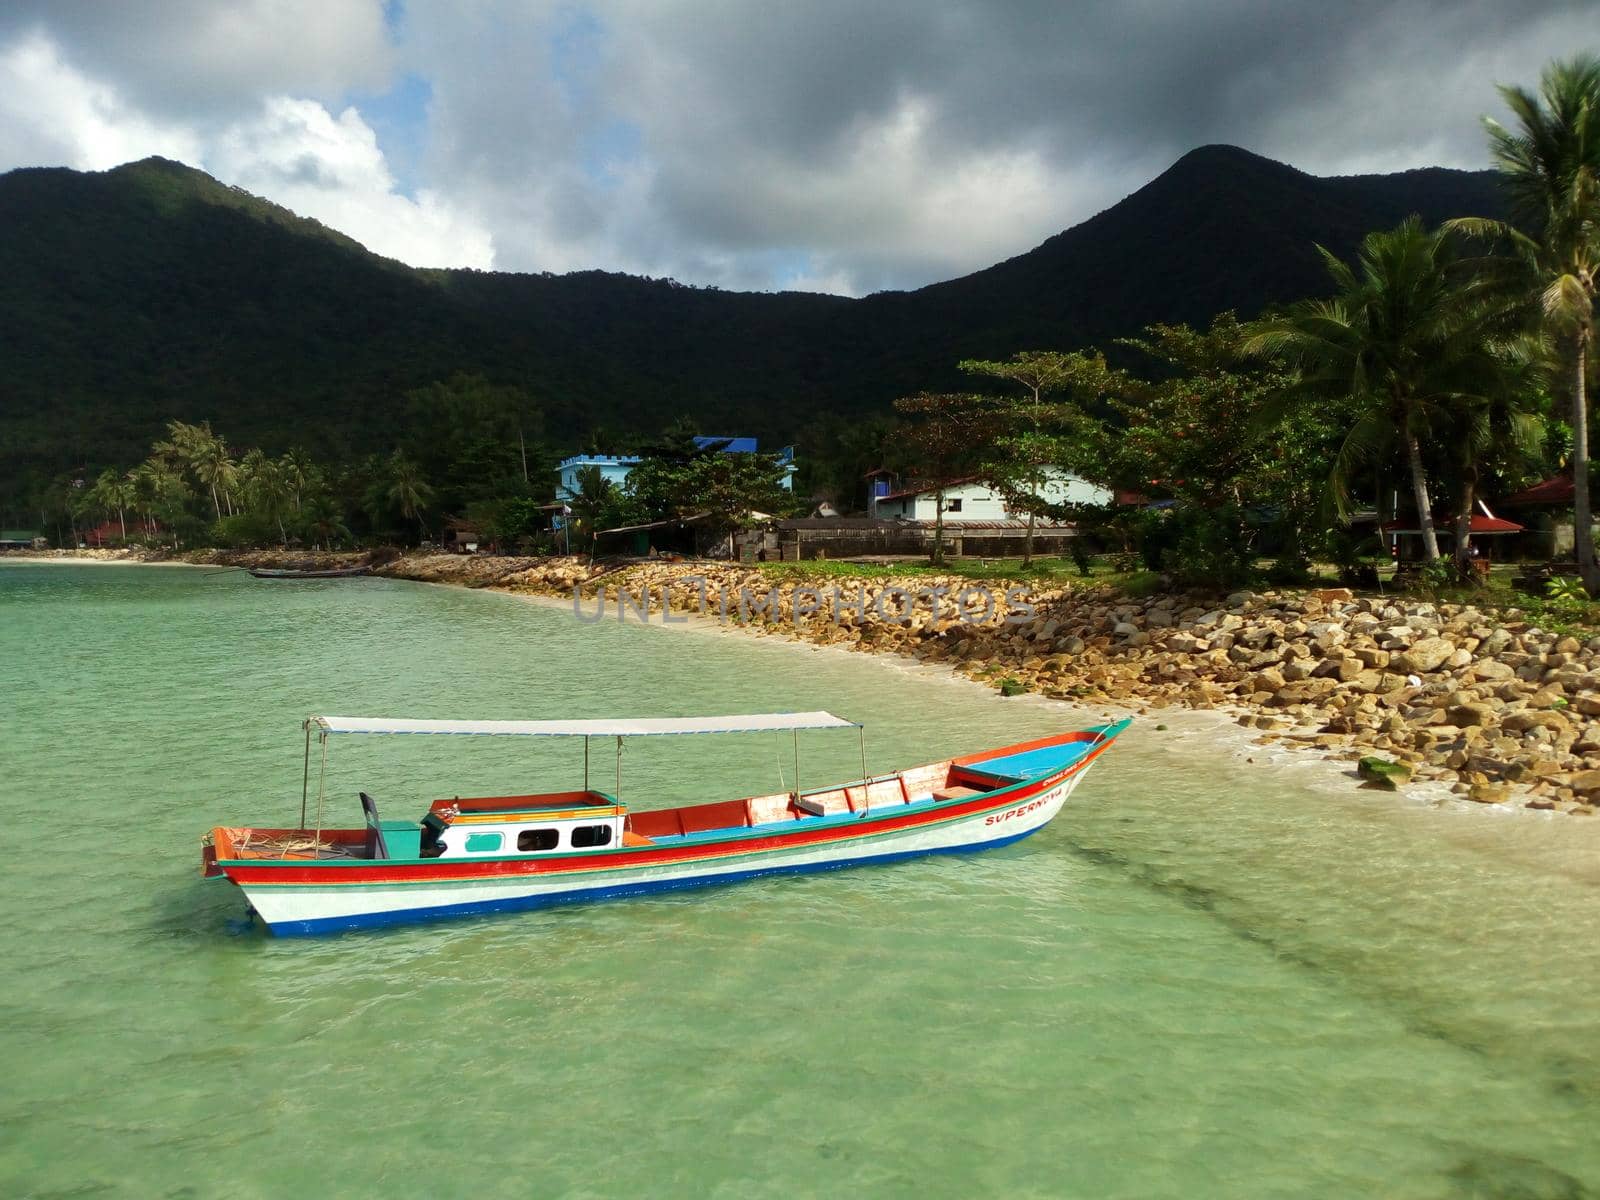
[3, 563, 1600, 1199]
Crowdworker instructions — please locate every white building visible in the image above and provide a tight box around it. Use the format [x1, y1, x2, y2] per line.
[870, 468, 1110, 521]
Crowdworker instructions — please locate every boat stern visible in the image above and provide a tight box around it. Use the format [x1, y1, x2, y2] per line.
[201, 826, 236, 879]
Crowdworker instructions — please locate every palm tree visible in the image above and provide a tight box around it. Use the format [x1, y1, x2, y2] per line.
[567, 465, 619, 541]
[161, 419, 238, 520]
[131, 460, 187, 536]
[88, 468, 134, 542]
[1447, 340, 1545, 573]
[1453, 55, 1600, 592]
[281, 448, 316, 512]
[385, 451, 433, 542]
[1246, 219, 1514, 563]
[302, 494, 351, 550]
[241, 449, 293, 545]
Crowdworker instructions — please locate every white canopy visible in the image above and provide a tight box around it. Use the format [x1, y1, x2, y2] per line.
[308, 712, 860, 738]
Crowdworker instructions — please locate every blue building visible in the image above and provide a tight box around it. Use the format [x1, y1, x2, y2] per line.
[556, 437, 796, 501]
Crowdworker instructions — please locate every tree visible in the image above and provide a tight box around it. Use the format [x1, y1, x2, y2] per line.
[131, 459, 190, 543]
[1081, 315, 1334, 585]
[402, 374, 545, 514]
[384, 450, 434, 541]
[1455, 55, 1600, 592]
[302, 494, 352, 550]
[87, 468, 133, 542]
[567, 465, 629, 545]
[281, 448, 317, 512]
[160, 420, 239, 520]
[625, 443, 793, 548]
[240, 449, 293, 545]
[959, 351, 1115, 564]
[1437, 332, 1545, 574]
[1246, 219, 1513, 564]
[890, 393, 1001, 566]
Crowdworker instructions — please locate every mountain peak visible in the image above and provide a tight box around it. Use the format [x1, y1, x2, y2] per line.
[1160, 143, 1311, 184]
[0, 147, 1506, 495]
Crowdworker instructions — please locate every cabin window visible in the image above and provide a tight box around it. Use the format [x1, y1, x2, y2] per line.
[517, 828, 560, 851]
[570, 824, 613, 848]
[464, 832, 504, 853]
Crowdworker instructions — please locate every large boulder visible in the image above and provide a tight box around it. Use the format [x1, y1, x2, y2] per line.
[1503, 710, 1572, 735]
[1392, 637, 1456, 674]
[1448, 703, 1497, 728]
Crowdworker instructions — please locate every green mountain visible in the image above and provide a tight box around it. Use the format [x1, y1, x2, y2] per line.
[0, 146, 1504, 493]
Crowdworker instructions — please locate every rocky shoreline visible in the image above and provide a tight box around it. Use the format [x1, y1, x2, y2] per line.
[14, 547, 1600, 816]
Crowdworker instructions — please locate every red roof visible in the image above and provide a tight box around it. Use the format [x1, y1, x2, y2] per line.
[878, 475, 982, 502]
[1381, 514, 1524, 534]
[81, 518, 161, 545]
[1500, 473, 1574, 506]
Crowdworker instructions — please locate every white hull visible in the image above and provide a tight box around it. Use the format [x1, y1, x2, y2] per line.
[241, 771, 1085, 935]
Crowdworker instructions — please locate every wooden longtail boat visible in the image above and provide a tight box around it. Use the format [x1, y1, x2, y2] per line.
[202, 712, 1131, 936]
[247, 566, 370, 579]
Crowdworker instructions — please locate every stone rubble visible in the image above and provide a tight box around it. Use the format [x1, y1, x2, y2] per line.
[375, 557, 1598, 818]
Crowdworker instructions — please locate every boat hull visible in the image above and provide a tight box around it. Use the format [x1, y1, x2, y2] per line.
[226, 756, 1098, 936]
[247, 567, 370, 579]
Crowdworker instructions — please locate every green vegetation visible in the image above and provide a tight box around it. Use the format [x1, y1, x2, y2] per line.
[871, 55, 1600, 599]
[9, 59, 1598, 606]
[1455, 55, 1600, 593]
[1357, 757, 1413, 790]
[45, 413, 800, 555]
[0, 143, 1503, 528]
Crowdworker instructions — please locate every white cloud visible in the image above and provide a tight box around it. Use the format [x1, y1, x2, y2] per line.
[209, 97, 494, 269]
[0, 31, 201, 169]
[0, 30, 493, 271]
[0, 0, 394, 116]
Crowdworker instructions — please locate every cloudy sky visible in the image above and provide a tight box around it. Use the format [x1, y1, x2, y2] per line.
[0, 1, 1592, 295]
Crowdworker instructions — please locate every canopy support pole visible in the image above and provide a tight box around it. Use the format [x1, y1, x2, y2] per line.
[857, 726, 868, 816]
[615, 736, 622, 802]
[793, 729, 800, 800]
[299, 721, 312, 830]
[584, 736, 590, 794]
[310, 733, 329, 857]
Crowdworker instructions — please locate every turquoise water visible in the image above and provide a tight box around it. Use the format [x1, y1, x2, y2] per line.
[3, 563, 1600, 1198]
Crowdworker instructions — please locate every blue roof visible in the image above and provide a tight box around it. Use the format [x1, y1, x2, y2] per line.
[693, 436, 759, 453]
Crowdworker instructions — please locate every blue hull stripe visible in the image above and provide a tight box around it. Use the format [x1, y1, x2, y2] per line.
[262, 825, 1044, 936]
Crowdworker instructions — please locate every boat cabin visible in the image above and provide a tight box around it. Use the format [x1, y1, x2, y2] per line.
[407, 791, 629, 859]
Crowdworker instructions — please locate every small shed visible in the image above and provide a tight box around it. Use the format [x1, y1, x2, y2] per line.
[1381, 512, 1525, 563]
[0, 529, 45, 550]
[442, 519, 482, 554]
[594, 512, 713, 557]
[1499, 472, 1580, 559]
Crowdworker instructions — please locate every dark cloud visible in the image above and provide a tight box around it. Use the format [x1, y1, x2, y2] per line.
[412, 0, 1597, 292]
[3, 1, 1595, 291]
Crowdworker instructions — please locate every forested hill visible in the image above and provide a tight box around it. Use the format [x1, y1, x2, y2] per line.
[0, 146, 1503, 488]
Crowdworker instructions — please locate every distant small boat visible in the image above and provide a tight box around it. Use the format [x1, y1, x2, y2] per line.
[247, 565, 370, 579]
[202, 711, 1131, 935]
